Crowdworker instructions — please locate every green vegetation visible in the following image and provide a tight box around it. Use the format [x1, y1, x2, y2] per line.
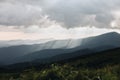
[0, 48, 120, 80]
[0, 64, 120, 80]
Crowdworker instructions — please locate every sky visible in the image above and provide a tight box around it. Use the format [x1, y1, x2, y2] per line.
[0, 0, 120, 40]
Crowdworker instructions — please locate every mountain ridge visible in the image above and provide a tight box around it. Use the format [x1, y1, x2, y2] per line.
[10, 32, 120, 65]
[0, 32, 120, 65]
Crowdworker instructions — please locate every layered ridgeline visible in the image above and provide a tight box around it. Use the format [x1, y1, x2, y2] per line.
[0, 32, 120, 65]
[0, 38, 82, 65]
[1, 44, 120, 80]
[0, 39, 52, 48]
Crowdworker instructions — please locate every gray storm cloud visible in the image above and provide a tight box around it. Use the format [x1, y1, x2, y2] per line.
[0, 0, 120, 29]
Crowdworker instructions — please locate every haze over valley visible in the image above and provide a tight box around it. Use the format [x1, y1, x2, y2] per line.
[0, 0, 120, 80]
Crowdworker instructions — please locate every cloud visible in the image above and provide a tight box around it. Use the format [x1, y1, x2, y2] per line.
[0, 26, 120, 40]
[41, 0, 119, 28]
[0, 2, 43, 27]
[0, 0, 120, 30]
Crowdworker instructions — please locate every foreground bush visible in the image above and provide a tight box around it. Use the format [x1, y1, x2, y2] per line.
[0, 64, 120, 80]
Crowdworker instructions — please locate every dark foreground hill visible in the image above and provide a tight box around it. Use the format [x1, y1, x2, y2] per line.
[0, 47, 120, 80]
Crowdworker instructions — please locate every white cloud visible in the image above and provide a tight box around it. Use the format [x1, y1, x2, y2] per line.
[0, 26, 119, 40]
[0, 2, 43, 26]
[0, 0, 120, 40]
[0, 0, 120, 28]
[111, 10, 120, 28]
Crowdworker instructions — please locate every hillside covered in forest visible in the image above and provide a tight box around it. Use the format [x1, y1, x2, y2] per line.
[0, 47, 120, 80]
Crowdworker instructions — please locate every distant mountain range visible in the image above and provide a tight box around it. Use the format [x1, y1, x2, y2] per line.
[2, 43, 120, 71]
[0, 32, 120, 65]
[0, 39, 52, 48]
[0, 39, 82, 64]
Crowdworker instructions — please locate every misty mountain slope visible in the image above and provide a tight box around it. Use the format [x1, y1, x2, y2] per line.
[80, 32, 120, 49]
[13, 49, 73, 63]
[0, 38, 83, 64]
[13, 48, 94, 64]
[0, 39, 82, 64]
[3, 47, 120, 71]
[0, 39, 51, 48]
[38, 39, 82, 49]
[0, 42, 63, 64]
[34, 47, 120, 68]
[0, 48, 120, 80]
[1, 32, 120, 65]
[32, 49, 94, 63]
[0, 44, 42, 64]
[13, 32, 120, 65]
[39, 47, 120, 68]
